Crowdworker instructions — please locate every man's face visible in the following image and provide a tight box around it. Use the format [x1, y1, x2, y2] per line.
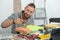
[24, 6, 35, 18]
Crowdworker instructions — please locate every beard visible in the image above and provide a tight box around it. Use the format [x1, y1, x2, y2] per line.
[23, 12, 30, 19]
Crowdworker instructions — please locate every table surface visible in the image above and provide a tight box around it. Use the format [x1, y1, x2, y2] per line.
[0, 33, 50, 40]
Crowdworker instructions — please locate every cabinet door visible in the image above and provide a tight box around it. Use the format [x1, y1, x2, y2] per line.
[34, 8, 46, 19]
[34, 0, 45, 8]
[34, 19, 45, 25]
[34, 0, 46, 25]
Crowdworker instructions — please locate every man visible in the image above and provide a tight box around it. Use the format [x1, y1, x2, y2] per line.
[1, 3, 35, 34]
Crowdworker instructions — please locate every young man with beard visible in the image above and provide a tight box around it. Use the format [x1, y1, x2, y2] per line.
[1, 3, 35, 34]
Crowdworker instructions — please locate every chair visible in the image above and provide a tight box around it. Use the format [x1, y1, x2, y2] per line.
[49, 18, 60, 40]
[49, 18, 60, 23]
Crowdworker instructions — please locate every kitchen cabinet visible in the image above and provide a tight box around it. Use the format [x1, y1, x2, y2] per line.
[33, 0, 47, 26]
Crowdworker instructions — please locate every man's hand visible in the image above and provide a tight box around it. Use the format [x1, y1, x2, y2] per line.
[14, 18, 24, 24]
[15, 27, 31, 34]
[2, 20, 13, 28]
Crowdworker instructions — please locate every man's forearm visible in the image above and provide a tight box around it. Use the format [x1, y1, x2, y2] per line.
[1, 20, 13, 28]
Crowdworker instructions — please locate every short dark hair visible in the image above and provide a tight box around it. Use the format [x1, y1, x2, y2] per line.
[27, 3, 35, 9]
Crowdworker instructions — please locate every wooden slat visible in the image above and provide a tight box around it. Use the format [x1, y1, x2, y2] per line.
[14, 0, 21, 13]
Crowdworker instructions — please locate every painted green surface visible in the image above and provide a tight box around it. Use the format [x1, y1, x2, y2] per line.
[27, 25, 44, 31]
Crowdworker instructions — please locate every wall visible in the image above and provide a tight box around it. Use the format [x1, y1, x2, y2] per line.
[0, 0, 13, 34]
[21, 0, 33, 10]
[46, 0, 60, 23]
